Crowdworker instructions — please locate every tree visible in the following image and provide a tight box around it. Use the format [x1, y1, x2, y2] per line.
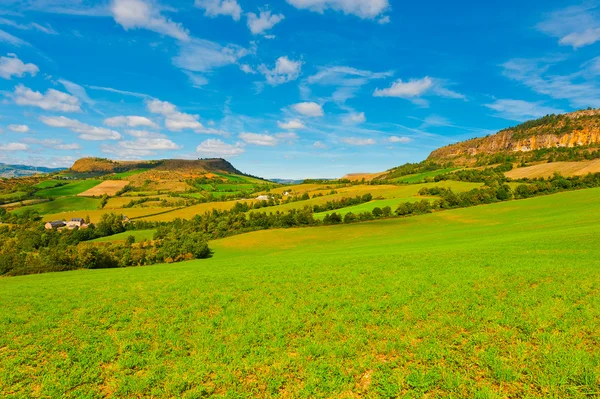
[372, 207, 383, 217]
[382, 206, 392, 217]
[126, 235, 136, 245]
[344, 212, 357, 223]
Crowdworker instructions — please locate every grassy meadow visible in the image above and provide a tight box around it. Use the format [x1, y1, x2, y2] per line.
[91, 229, 156, 243]
[11, 197, 101, 216]
[36, 180, 102, 198]
[313, 196, 436, 220]
[1, 188, 600, 398]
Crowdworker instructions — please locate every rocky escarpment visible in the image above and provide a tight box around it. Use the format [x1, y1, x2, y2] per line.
[70, 157, 241, 175]
[428, 110, 600, 165]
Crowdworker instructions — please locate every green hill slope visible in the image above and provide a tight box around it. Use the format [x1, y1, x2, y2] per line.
[1, 189, 600, 398]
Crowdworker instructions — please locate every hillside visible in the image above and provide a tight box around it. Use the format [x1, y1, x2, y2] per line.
[0, 163, 64, 178]
[428, 109, 600, 165]
[69, 157, 243, 175]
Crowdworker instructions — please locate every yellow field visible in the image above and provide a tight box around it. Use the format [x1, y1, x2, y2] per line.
[78, 180, 129, 197]
[137, 199, 256, 222]
[505, 159, 600, 179]
[342, 172, 386, 181]
[267, 183, 343, 195]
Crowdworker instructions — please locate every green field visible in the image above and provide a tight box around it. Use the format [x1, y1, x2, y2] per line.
[393, 168, 459, 183]
[33, 181, 64, 189]
[91, 229, 156, 243]
[11, 196, 101, 216]
[109, 169, 148, 179]
[36, 180, 102, 198]
[313, 196, 435, 219]
[1, 188, 600, 397]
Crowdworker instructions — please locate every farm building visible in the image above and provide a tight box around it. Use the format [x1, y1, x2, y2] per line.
[256, 195, 270, 201]
[66, 218, 86, 229]
[45, 221, 66, 230]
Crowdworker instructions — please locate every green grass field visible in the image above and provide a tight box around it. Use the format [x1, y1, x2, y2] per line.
[11, 196, 101, 216]
[110, 169, 147, 179]
[91, 229, 156, 243]
[33, 180, 63, 189]
[1, 188, 600, 397]
[36, 180, 102, 198]
[393, 168, 459, 183]
[313, 196, 436, 219]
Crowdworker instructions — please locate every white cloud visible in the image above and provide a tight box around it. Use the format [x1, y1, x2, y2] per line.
[247, 10, 284, 35]
[39, 116, 122, 140]
[313, 140, 327, 149]
[373, 76, 465, 104]
[286, 0, 389, 20]
[0, 142, 29, 151]
[196, 139, 245, 157]
[537, 4, 600, 48]
[0, 53, 38, 79]
[292, 102, 324, 117]
[239, 132, 279, 146]
[184, 71, 209, 88]
[501, 57, 600, 108]
[278, 119, 305, 130]
[86, 85, 151, 98]
[104, 115, 159, 129]
[102, 137, 180, 157]
[13, 84, 81, 112]
[146, 98, 216, 133]
[308, 66, 392, 86]
[195, 0, 242, 21]
[0, 30, 30, 47]
[420, 115, 452, 127]
[58, 79, 94, 105]
[110, 0, 190, 41]
[0, 18, 57, 34]
[341, 137, 375, 145]
[125, 129, 166, 138]
[342, 111, 366, 124]
[388, 136, 411, 143]
[173, 38, 252, 73]
[259, 56, 303, 85]
[240, 64, 257, 74]
[483, 99, 564, 122]
[8, 124, 29, 133]
[22, 138, 81, 150]
[275, 132, 298, 141]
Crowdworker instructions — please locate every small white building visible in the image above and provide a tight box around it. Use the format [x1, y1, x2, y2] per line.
[66, 218, 85, 229]
[45, 220, 66, 230]
[256, 195, 270, 201]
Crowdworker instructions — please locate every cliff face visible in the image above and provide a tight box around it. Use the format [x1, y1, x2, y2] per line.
[70, 157, 242, 175]
[428, 110, 600, 164]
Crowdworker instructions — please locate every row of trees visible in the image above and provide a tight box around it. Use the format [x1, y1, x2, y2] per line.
[0, 212, 211, 276]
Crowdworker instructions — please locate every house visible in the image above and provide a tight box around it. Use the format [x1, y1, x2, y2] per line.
[283, 191, 290, 196]
[66, 218, 85, 229]
[122, 215, 130, 223]
[256, 195, 270, 201]
[45, 220, 66, 230]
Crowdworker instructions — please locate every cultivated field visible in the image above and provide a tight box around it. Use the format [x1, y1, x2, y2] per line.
[36, 180, 102, 197]
[2, 189, 599, 397]
[505, 159, 600, 179]
[78, 180, 130, 197]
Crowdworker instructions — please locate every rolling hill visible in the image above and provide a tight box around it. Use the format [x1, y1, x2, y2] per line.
[0, 163, 65, 178]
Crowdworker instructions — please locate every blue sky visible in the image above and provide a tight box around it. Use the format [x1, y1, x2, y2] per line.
[1, 0, 599, 178]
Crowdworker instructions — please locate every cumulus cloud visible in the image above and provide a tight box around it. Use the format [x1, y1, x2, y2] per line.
[102, 137, 180, 157]
[373, 76, 465, 105]
[0, 30, 30, 47]
[292, 102, 324, 117]
[342, 111, 366, 124]
[13, 84, 81, 112]
[110, 0, 190, 41]
[146, 98, 208, 132]
[195, 0, 242, 21]
[286, 0, 389, 20]
[125, 129, 166, 138]
[277, 119, 305, 129]
[247, 10, 284, 35]
[537, 4, 600, 48]
[341, 137, 375, 146]
[239, 132, 279, 146]
[196, 139, 245, 157]
[23, 138, 81, 150]
[259, 56, 303, 85]
[104, 115, 159, 129]
[40, 116, 122, 140]
[0, 142, 29, 151]
[388, 136, 411, 143]
[0, 53, 38, 79]
[8, 124, 30, 133]
[313, 140, 327, 149]
[483, 99, 564, 121]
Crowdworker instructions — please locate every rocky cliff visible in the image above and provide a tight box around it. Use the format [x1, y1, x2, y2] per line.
[428, 110, 600, 165]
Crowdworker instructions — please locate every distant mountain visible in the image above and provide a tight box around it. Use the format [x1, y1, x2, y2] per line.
[270, 178, 305, 185]
[0, 163, 65, 178]
[428, 109, 600, 166]
[69, 157, 243, 175]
